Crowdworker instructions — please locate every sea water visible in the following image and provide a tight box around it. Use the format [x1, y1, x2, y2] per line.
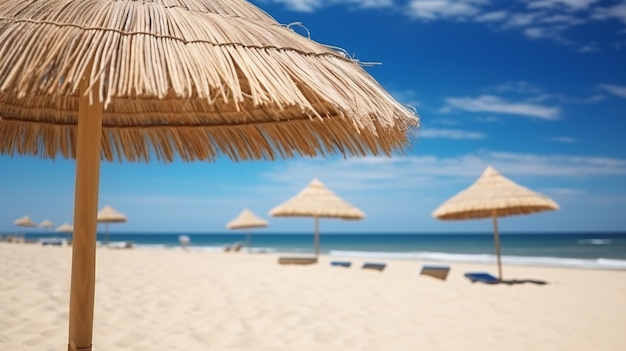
[15, 231, 626, 270]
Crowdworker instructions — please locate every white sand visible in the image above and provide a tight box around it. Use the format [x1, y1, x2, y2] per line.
[1, 242, 625, 351]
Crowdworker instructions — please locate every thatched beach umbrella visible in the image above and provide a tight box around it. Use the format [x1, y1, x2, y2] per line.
[270, 179, 364, 258]
[0, 0, 417, 349]
[14, 215, 36, 228]
[432, 166, 559, 281]
[57, 223, 74, 233]
[97, 205, 127, 245]
[40, 220, 56, 230]
[226, 208, 269, 248]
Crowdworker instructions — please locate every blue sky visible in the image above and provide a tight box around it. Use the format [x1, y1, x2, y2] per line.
[2, 0, 626, 234]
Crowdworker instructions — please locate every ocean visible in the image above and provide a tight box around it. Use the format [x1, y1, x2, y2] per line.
[12, 231, 626, 270]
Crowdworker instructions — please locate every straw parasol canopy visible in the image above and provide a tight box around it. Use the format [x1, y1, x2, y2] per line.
[40, 220, 56, 229]
[270, 178, 364, 258]
[57, 223, 74, 233]
[14, 215, 36, 228]
[0, 1, 417, 350]
[432, 165, 559, 281]
[226, 208, 269, 248]
[97, 205, 127, 245]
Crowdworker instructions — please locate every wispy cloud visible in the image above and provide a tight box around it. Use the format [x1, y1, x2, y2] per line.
[263, 0, 626, 49]
[267, 0, 392, 12]
[260, 151, 626, 195]
[547, 136, 576, 143]
[419, 128, 486, 139]
[442, 94, 561, 120]
[406, 0, 485, 20]
[599, 84, 626, 98]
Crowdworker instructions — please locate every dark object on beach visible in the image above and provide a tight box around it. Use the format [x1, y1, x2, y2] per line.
[420, 265, 450, 281]
[330, 261, 352, 268]
[278, 257, 318, 265]
[362, 262, 386, 271]
[224, 242, 243, 253]
[465, 272, 548, 285]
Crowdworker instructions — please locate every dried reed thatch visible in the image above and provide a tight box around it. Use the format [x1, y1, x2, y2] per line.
[432, 166, 559, 220]
[227, 208, 268, 230]
[96, 205, 128, 223]
[14, 215, 36, 228]
[0, 0, 418, 163]
[270, 178, 365, 219]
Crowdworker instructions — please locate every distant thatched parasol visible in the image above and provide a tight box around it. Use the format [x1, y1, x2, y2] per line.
[40, 220, 56, 229]
[14, 215, 36, 228]
[433, 166, 559, 280]
[97, 206, 127, 245]
[56, 223, 74, 233]
[226, 208, 269, 248]
[270, 179, 364, 258]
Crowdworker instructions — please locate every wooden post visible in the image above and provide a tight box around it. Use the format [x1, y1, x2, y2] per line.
[492, 212, 503, 281]
[314, 217, 320, 258]
[68, 69, 103, 351]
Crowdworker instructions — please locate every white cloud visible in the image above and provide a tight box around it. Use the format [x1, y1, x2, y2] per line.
[528, 0, 599, 11]
[406, 0, 485, 20]
[269, 0, 392, 12]
[419, 128, 486, 140]
[272, 0, 322, 12]
[547, 136, 576, 143]
[592, 4, 626, 23]
[443, 94, 561, 120]
[263, 0, 625, 49]
[476, 11, 508, 22]
[260, 151, 626, 195]
[578, 43, 600, 52]
[599, 84, 626, 98]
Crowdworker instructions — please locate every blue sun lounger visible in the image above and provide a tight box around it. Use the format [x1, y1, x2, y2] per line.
[464, 272, 500, 284]
[362, 262, 386, 271]
[330, 261, 352, 268]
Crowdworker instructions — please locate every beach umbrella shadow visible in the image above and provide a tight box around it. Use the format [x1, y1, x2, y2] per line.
[269, 178, 364, 259]
[0, 1, 418, 350]
[433, 166, 559, 281]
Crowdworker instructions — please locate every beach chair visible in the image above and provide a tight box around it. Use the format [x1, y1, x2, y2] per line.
[278, 256, 318, 265]
[464, 272, 500, 284]
[362, 262, 386, 271]
[420, 265, 450, 281]
[224, 242, 243, 252]
[330, 261, 352, 268]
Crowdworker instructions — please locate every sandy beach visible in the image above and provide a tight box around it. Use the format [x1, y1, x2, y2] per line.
[1, 242, 625, 351]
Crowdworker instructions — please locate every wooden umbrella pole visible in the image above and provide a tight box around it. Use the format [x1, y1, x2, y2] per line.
[314, 217, 320, 258]
[492, 211, 503, 281]
[246, 231, 251, 248]
[68, 68, 103, 351]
